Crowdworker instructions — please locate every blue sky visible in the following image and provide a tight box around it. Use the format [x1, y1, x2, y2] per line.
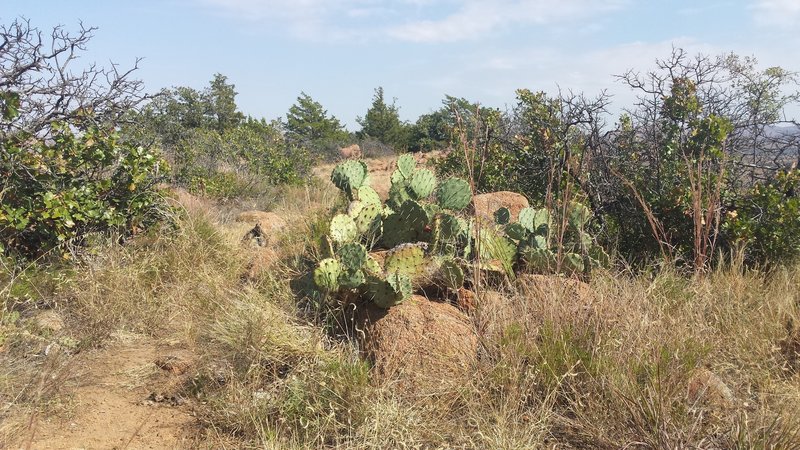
[4, 0, 799, 130]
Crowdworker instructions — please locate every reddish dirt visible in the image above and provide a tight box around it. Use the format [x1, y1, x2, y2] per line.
[20, 335, 197, 450]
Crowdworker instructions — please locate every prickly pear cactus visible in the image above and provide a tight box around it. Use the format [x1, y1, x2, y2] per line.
[382, 200, 429, 248]
[338, 242, 367, 272]
[437, 178, 472, 211]
[567, 202, 590, 230]
[329, 214, 358, 245]
[354, 202, 382, 236]
[355, 185, 381, 206]
[478, 227, 517, 277]
[384, 243, 427, 276]
[562, 253, 585, 275]
[494, 207, 511, 225]
[366, 272, 413, 309]
[518, 207, 550, 234]
[409, 168, 437, 200]
[331, 160, 368, 200]
[397, 154, 416, 179]
[437, 257, 465, 290]
[313, 258, 342, 292]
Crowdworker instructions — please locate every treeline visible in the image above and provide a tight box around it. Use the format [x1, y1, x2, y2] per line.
[2, 19, 799, 270]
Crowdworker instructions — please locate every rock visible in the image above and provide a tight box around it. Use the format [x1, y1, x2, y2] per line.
[339, 144, 362, 159]
[358, 296, 477, 392]
[687, 368, 735, 410]
[235, 211, 287, 232]
[472, 191, 530, 222]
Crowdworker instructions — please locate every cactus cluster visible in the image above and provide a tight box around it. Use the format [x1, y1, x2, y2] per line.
[313, 153, 609, 308]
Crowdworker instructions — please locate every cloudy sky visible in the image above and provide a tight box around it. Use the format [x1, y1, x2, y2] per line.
[5, 0, 799, 129]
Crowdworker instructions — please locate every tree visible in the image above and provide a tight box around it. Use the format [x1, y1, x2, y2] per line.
[284, 92, 348, 151]
[356, 87, 412, 150]
[593, 48, 800, 267]
[207, 73, 244, 132]
[1, 19, 165, 258]
[1, 19, 146, 138]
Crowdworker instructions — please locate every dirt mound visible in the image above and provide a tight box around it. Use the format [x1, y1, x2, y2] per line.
[472, 191, 530, 222]
[358, 296, 477, 393]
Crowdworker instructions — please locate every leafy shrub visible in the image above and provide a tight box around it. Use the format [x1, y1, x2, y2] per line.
[0, 123, 167, 258]
[724, 170, 800, 266]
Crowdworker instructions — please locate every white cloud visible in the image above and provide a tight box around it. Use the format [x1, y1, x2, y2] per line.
[199, 0, 629, 42]
[388, 0, 627, 43]
[752, 0, 800, 28]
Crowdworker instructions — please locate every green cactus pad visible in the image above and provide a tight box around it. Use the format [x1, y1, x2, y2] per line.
[384, 243, 427, 276]
[356, 186, 381, 206]
[364, 254, 382, 275]
[589, 244, 610, 268]
[390, 169, 407, 186]
[313, 258, 342, 292]
[338, 242, 368, 272]
[562, 252, 585, 275]
[494, 207, 511, 225]
[339, 269, 366, 290]
[518, 208, 550, 234]
[366, 272, 412, 309]
[329, 214, 357, 244]
[568, 202, 591, 230]
[505, 222, 529, 241]
[382, 200, 429, 248]
[331, 160, 368, 199]
[387, 181, 412, 210]
[409, 168, 437, 200]
[319, 234, 335, 259]
[396, 154, 416, 179]
[437, 178, 472, 211]
[530, 234, 548, 249]
[438, 258, 465, 290]
[522, 247, 555, 273]
[354, 203, 382, 235]
[347, 200, 364, 218]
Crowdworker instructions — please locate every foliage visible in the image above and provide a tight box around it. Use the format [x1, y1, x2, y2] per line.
[0, 123, 166, 258]
[356, 87, 411, 151]
[129, 76, 310, 198]
[284, 92, 349, 155]
[1, 19, 167, 259]
[724, 170, 800, 266]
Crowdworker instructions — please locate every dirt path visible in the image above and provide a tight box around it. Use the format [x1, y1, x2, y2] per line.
[21, 333, 196, 450]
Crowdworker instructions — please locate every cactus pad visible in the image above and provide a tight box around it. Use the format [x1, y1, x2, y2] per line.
[382, 200, 429, 248]
[329, 214, 357, 244]
[494, 207, 511, 225]
[331, 160, 368, 199]
[339, 269, 366, 289]
[354, 202, 382, 235]
[366, 272, 412, 309]
[562, 253, 585, 274]
[313, 258, 342, 292]
[438, 258, 465, 290]
[396, 154, 416, 179]
[568, 202, 591, 230]
[347, 200, 364, 218]
[364, 254, 382, 275]
[356, 186, 381, 206]
[409, 168, 437, 200]
[385, 243, 427, 276]
[437, 178, 472, 211]
[338, 242, 368, 272]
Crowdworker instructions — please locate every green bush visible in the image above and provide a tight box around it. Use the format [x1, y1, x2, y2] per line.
[724, 170, 800, 266]
[0, 123, 167, 258]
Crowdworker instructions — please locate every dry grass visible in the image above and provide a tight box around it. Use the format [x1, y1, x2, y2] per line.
[2, 182, 800, 448]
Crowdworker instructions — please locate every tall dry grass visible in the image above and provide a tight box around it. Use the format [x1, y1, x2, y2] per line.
[2, 180, 799, 448]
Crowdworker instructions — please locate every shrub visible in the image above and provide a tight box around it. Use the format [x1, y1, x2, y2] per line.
[724, 170, 800, 266]
[0, 123, 167, 258]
